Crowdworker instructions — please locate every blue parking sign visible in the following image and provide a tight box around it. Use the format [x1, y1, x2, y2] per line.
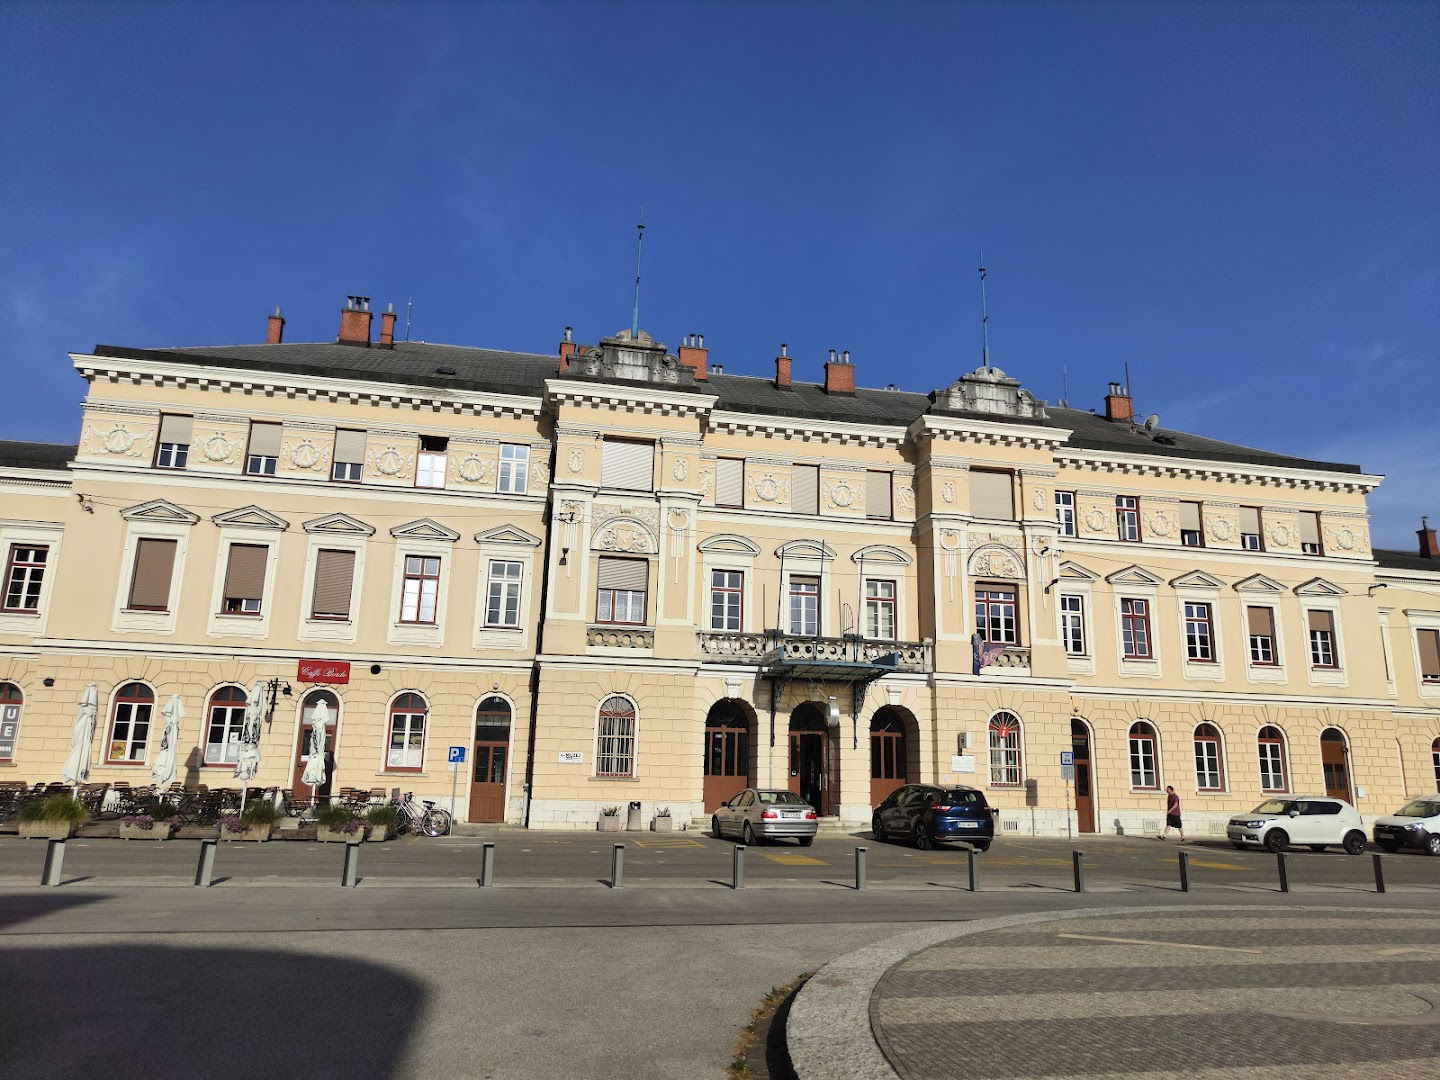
[448, 745, 467, 764]
[1060, 750, 1074, 767]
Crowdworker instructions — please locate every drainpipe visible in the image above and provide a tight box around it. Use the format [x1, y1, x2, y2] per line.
[521, 440, 560, 829]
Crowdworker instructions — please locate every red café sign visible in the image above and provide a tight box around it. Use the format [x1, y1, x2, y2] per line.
[297, 659, 351, 685]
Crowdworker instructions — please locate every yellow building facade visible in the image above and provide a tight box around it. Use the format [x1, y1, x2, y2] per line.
[2, 301, 1437, 835]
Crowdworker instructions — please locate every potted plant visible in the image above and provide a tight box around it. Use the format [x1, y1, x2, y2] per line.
[652, 807, 675, 833]
[220, 800, 283, 842]
[120, 802, 178, 840]
[18, 795, 88, 840]
[598, 805, 623, 832]
[365, 803, 399, 842]
[315, 802, 366, 843]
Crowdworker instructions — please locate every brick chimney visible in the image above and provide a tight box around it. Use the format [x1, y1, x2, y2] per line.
[378, 302, 397, 348]
[1104, 382, 1133, 423]
[338, 296, 372, 346]
[1419, 516, 1439, 559]
[677, 333, 709, 381]
[265, 307, 285, 344]
[824, 349, 855, 395]
[774, 343, 792, 389]
[557, 326, 576, 374]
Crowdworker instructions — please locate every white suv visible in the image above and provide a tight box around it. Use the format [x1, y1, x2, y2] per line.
[1226, 796, 1367, 854]
[1372, 796, 1440, 856]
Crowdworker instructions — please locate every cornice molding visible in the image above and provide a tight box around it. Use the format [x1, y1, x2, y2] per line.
[912, 414, 1071, 451]
[707, 410, 904, 448]
[1055, 448, 1380, 494]
[544, 379, 717, 419]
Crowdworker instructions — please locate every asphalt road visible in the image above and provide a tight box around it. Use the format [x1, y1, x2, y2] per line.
[3, 830, 1438, 893]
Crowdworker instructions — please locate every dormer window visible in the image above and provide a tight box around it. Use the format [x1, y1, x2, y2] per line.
[416, 436, 448, 489]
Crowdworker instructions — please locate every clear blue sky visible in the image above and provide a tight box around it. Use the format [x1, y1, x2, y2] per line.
[3, 1, 1435, 547]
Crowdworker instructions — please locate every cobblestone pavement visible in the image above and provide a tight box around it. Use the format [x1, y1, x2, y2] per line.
[871, 908, 1440, 1079]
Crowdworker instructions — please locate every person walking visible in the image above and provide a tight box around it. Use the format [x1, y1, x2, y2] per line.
[1158, 785, 1185, 841]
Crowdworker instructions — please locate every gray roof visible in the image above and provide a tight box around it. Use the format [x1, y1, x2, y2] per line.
[93, 340, 1362, 474]
[0, 440, 75, 471]
[1374, 548, 1440, 574]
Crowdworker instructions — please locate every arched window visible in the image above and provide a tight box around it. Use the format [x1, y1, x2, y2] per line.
[1193, 723, 1224, 791]
[204, 685, 248, 765]
[107, 682, 155, 764]
[386, 692, 427, 771]
[1258, 726, 1288, 793]
[988, 711, 1023, 787]
[1432, 737, 1440, 792]
[1128, 721, 1159, 790]
[596, 695, 637, 778]
[0, 682, 21, 763]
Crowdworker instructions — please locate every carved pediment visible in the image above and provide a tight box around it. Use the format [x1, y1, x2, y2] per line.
[475, 525, 542, 547]
[1234, 573, 1285, 594]
[211, 505, 290, 531]
[303, 512, 376, 537]
[853, 544, 912, 566]
[390, 518, 460, 543]
[1105, 565, 1163, 587]
[121, 498, 199, 525]
[1171, 570, 1225, 590]
[592, 519, 658, 555]
[1058, 561, 1100, 582]
[775, 540, 837, 560]
[968, 544, 1023, 580]
[698, 534, 761, 557]
[1295, 577, 1346, 597]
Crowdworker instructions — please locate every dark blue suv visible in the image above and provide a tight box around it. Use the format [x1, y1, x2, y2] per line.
[873, 784, 996, 851]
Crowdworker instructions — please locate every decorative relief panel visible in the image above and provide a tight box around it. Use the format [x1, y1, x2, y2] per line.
[452, 450, 493, 486]
[941, 481, 956, 505]
[593, 519, 658, 554]
[748, 471, 790, 507]
[823, 477, 859, 511]
[529, 459, 549, 490]
[1076, 494, 1114, 538]
[1204, 509, 1240, 546]
[967, 544, 1023, 579]
[192, 423, 247, 470]
[894, 480, 916, 516]
[1265, 517, 1297, 551]
[567, 447, 585, 475]
[1323, 520, 1369, 556]
[281, 434, 331, 474]
[366, 442, 415, 482]
[1144, 508, 1175, 539]
[82, 418, 156, 461]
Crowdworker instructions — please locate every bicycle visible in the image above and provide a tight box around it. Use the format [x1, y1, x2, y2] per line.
[391, 792, 453, 837]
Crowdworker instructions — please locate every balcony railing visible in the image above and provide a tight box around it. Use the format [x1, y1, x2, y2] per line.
[587, 625, 655, 649]
[981, 645, 1031, 671]
[697, 631, 933, 674]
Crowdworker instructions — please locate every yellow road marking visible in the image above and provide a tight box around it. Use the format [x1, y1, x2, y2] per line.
[1057, 933, 1262, 954]
[762, 853, 827, 866]
[1185, 859, 1246, 871]
[629, 837, 704, 849]
[1375, 946, 1440, 957]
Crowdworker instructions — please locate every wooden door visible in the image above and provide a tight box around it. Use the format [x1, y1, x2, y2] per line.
[870, 725, 906, 807]
[703, 722, 749, 812]
[468, 740, 508, 822]
[1071, 721, 1096, 833]
[1320, 731, 1351, 801]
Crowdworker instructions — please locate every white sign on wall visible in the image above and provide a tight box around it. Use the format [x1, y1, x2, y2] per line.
[557, 751, 585, 764]
[952, 754, 976, 773]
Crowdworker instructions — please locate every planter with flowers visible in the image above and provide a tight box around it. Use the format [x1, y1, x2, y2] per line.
[598, 805, 623, 832]
[315, 803, 367, 843]
[364, 803, 398, 842]
[120, 804, 178, 840]
[220, 801, 283, 842]
[19, 795, 88, 840]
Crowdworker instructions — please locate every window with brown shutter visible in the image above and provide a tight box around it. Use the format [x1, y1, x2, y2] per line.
[222, 544, 268, 615]
[311, 549, 355, 619]
[866, 472, 892, 519]
[715, 458, 744, 508]
[791, 465, 819, 515]
[1417, 628, 1440, 683]
[1247, 605, 1278, 665]
[127, 539, 178, 611]
[1300, 511, 1323, 555]
[1180, 502, 1204, 547]
[155, 415, 193, 469]
[600, 439, 655, 491]
[970, 470, 1014, 520]
[1307, 609, 1337, 668]
[332, 429, 367, 482]
[595, 557, 648, 624]
[1240, 506, 1264, 550]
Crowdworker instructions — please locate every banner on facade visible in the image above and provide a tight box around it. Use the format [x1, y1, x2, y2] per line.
[297, 659, 351, 684]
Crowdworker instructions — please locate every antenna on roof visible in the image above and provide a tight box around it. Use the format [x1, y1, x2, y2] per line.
[405, 296, 413, 342]
[630, 209, 646, 338]
[1061, 361, 1069, 408]
[978, 256, 992, 373]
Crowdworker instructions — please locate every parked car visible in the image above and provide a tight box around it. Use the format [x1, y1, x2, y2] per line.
[1372, 795, 1440, 856]
[872, 784, 995, 851]
[1226, 796, 1367, 854]
[712, 788, 818, 846]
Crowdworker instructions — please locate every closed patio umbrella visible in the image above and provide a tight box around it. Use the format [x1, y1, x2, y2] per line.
[300, 699, 329, 802]
[234, 680, 266, 818]
[150, 694, 184, 791]
[61, 683, 98, 786]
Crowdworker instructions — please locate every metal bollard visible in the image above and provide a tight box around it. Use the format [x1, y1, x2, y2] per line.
[1275, 851, 1289, 893]
[855, 846, 868, 891]
[1372, 853, 1386, 894]
[41, 838, 66, 887]
[1178, 850, 1190, 893]
[194, 839, 216, 888]
[610, 843, 624, 889]
[480, 842, 496, 887]
[1072, 850, 1085, 893]
[341, 841, 360, 888]
[968, 847, 979, 893]
[732, 844, 746, 890]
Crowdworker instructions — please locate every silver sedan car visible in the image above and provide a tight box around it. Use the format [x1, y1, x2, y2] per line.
[712, 788, 818, 846]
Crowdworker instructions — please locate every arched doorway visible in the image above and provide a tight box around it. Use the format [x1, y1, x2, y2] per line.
[470, 696, 511, 822]
[869, 707, 911, 806]
[1320, 727, 1353, 802]
[292, 689, 339, 802]
[703, 699, 753, 811]
[789, 704, 832, 814]
[1070, 718, 1096, 833]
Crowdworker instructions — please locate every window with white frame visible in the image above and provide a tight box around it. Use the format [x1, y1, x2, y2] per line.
[245, 422, 281, 476]
[331, 429, 366, 482]
[3, 544, 48, 612]
[595, 557, 647, 625]
[1120, 598, 1152, 658]
[1258, 726, 1288, 792]
[485, 560, 523, 627]
[1193, 723, 1224, 790]
[788, 575, 819, 636]
[221, 544, 268, 615]
[400, 556, 441, 624]
[710, 570, 743, 631]
[416, 436, 448, 489]
[1179, 501, 1204, 547]
[1055, 491, 1076, 537]
[1116, 496, 1140, 542]
[106, 682, 154, 764]
[386, 693, 427, 771]
[1299, 511, 1323, 555]
[1128, 721, 1159, 789]
[1416, 629, 1440, 685]
[1184, 602, 1215, 662]
[204, 685, 247, 765]
[988, 711, 1022, 786]
[865, 578, 896, 639]
[596, 695, 636, 777]
[497, 444, 530, 494]
[154, 415, 192, 470]
[1247, 606, 1278, 664]
[1060, 594, 1086, 655]
[1307, 610, 1338, 668]
[1240, 506, 1264, 551]
[974, 586, 1018, 644]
